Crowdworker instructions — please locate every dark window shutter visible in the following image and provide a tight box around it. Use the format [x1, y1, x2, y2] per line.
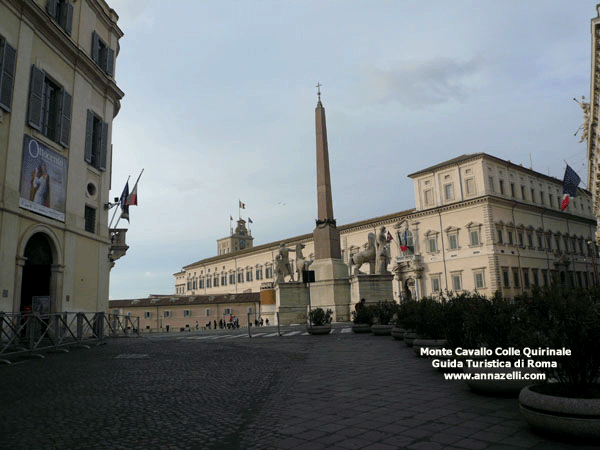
[84, 110, 93, 163]
[27, 65, 45, 131]
[62, 3, 74, 35]
[59, 90, 72, 147]
[91, 31, 100, 64]
[46, 0, 58, 18]
[99, 121, 108, 171]
[0, 41, 17, 112]
[105, 47, 115, 76]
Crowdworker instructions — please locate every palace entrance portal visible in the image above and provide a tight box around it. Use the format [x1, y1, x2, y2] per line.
[20, 233, 52, 313]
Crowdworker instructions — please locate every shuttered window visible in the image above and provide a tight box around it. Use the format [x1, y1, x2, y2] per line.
[84, 110, 108, 171]
[46, 0, 73, 36]
[27, 65, 72, 147]
[0, 36, 17, 112]
[91, 31, 115, 76]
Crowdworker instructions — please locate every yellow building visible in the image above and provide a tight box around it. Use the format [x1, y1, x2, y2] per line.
[0, 0, 125, 314]
[175, 153, 598, 304]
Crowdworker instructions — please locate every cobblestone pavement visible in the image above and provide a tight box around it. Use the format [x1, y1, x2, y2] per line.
[0, 326, 598, 450]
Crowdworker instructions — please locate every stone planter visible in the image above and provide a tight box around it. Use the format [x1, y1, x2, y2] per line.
[351, 323, 372, 333]
[403, 331, 417, 347]
[464, 364, 539, 395]
[371, 324, 393, 336]
[413, 338, 447, 357]
[391, 326, 405, 340]
[519, 385, 600, 438]
[306, 325, 332, 335]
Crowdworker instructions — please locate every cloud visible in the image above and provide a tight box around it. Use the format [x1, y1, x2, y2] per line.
[362, 56, 485, 109]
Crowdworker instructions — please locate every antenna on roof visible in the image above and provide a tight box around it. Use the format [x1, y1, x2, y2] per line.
[529, 153, 533, 170]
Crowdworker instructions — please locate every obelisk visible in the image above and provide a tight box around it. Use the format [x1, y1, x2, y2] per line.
[310, 84, 350, 321]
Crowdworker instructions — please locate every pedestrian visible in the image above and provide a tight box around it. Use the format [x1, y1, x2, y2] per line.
[260, 318, 264, 327]
[355, 298, 366, 311]
[266, 318, 269, 326]
[214, 320, 217, 329]
[195, 321, 199, 330]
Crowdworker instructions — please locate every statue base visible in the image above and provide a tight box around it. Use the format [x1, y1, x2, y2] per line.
[309, 258, 351, 322]
[275, 282, 309, 325]
[350, 273, 395, 307]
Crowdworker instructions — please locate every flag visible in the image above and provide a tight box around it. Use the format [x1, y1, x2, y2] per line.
[230, 215, 233, 221]
[561, 164, 581, 211]
[239, 200, 245, 209]
[248, 217, 253, 224]
[386, 231, 393, 242]
[119, 182, 129, 222]
[400, 230, 409, 252]
[126, 182, 138, 206]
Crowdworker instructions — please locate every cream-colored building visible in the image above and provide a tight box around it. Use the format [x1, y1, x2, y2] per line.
[175, 153, 598, 303]
[110, 292, 261, 332]
[587, 6, 600, 242]
[0, 0, 125, 314]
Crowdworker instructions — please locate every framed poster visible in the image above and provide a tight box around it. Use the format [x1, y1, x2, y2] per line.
[19, 135, 68, 222]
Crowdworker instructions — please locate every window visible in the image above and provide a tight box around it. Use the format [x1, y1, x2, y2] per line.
[229, 273, 235, 284]
[530, 188, 536, 203]
[206, 278, 212, 288]
[499, 179, 505, 195]
[488, 176, 495, 193]
[546, 235, 552, 250]
[184, 309, 191, 317]
[517, 231, 524, 247]
[549, 193, 553, 207]
[205, 309, 210, 317]
[266, 266, 273, 278]
[431, 276, 441, 293]
[527, 233, 533, 248]
[465, 178, 475, 195]
[246, 270, 253, 282]
[523, 269, 530, 288]
[427, 236, 438, 253]
[164, 310, 172, 318]
[502, 269, 510, 288]
[256, 268, 263, 280]
[540, 192, 545, 205]
[46, 0, 73, 35]
[84, 206, 96, 233]
[144, 311, 151, 319]
[513, 269, 520, 288]
[507, 230, 514, 245]
[199, 278, 204, 289]
[237, 272, 244, 283]
[469, 230, 480, 246]
[451, 273, 462, 291]
[537, 233, 543, 249]
[0, 36, 17, 112]
[424, 189, 433, 206]
[213, 276, 219, 287]
[497, 229, 504, 244]
[542, 270, 548, 286]
[510, 183, 516, 198]
[221, 275, 227, 286]
[224, 308, 232, 315]
[85, 110, 108, 171]
[521, 185, 526, 200]
[532, 269, 540, 286]
[444, 183, 454, 200]
[28, 66, 72, 146]
[91, 31, 115, 76]
[448, 233, 458, 250]
[474, 271, 485, 289]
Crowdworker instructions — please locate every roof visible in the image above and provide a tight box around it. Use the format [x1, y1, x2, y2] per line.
[180, 207, 416, 270]
[109, 292, 260, 308]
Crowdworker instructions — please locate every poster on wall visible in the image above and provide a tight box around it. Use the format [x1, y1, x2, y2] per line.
[19, 135, 68, 222]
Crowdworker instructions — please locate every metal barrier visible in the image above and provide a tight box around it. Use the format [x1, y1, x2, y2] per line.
[0, 312, 139, 362]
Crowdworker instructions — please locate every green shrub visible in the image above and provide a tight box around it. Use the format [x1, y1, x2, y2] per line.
[371, 300, 398, 325]
[309, 307, 333, 326]
[351, 304, 373, 325]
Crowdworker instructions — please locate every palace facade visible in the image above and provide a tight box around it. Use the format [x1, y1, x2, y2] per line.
[174, 153, 598, 305]
[0, 0, 125, 314]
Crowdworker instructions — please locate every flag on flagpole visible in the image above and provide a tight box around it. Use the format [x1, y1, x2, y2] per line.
[126, 182, 138, 206]
[230, 215, 233, 221]
[400, 229, 409, 252]
[119, 181, 129, 222]
[561, 164, 581, 211]
[239, 200, 245, 209]
[248, 217, 253, 224]
[386, 231, 393, 242]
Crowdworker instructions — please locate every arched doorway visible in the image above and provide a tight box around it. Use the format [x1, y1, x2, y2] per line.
[20, 233, 53, 313]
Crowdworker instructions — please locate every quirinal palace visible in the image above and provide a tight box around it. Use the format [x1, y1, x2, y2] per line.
[111, 149, 599, 330]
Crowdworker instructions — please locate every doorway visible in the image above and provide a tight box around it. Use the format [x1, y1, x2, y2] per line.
[20, 233, 53, 313]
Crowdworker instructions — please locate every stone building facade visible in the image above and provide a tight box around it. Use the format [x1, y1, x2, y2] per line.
[175, 153, 598, 305]
[0, 0, 125, 314]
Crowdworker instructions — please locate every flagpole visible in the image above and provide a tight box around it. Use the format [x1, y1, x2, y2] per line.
[109, 175, 129, 229]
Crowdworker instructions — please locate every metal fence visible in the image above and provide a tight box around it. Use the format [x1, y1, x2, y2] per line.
[0, 312, 139, 362]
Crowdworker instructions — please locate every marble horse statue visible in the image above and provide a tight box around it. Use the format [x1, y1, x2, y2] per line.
[295, 243, 313, 282]
[350, 233, 376, 275]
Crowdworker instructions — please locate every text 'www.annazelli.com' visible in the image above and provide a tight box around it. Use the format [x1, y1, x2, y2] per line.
[443, 372, 546, 381]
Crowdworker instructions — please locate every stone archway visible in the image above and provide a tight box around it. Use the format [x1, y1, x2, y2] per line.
[15, 226, 63, 314]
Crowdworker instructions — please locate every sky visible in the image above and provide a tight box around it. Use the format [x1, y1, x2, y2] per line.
[107, 0, 597, 300]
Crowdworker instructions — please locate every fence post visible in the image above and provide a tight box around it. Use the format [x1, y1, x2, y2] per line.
[94, 312, 105, 341]
[277, 312, 281, 336]
[135, 316, 140, 335]
[76, 313, 84, 342]
[248, 313, 252, 338]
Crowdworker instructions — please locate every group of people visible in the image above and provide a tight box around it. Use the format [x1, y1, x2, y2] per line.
[204, 315, 240, 330]
[252, 317, 269, 327]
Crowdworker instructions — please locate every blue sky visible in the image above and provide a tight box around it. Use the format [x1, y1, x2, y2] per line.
[107, 0, 597, 299]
